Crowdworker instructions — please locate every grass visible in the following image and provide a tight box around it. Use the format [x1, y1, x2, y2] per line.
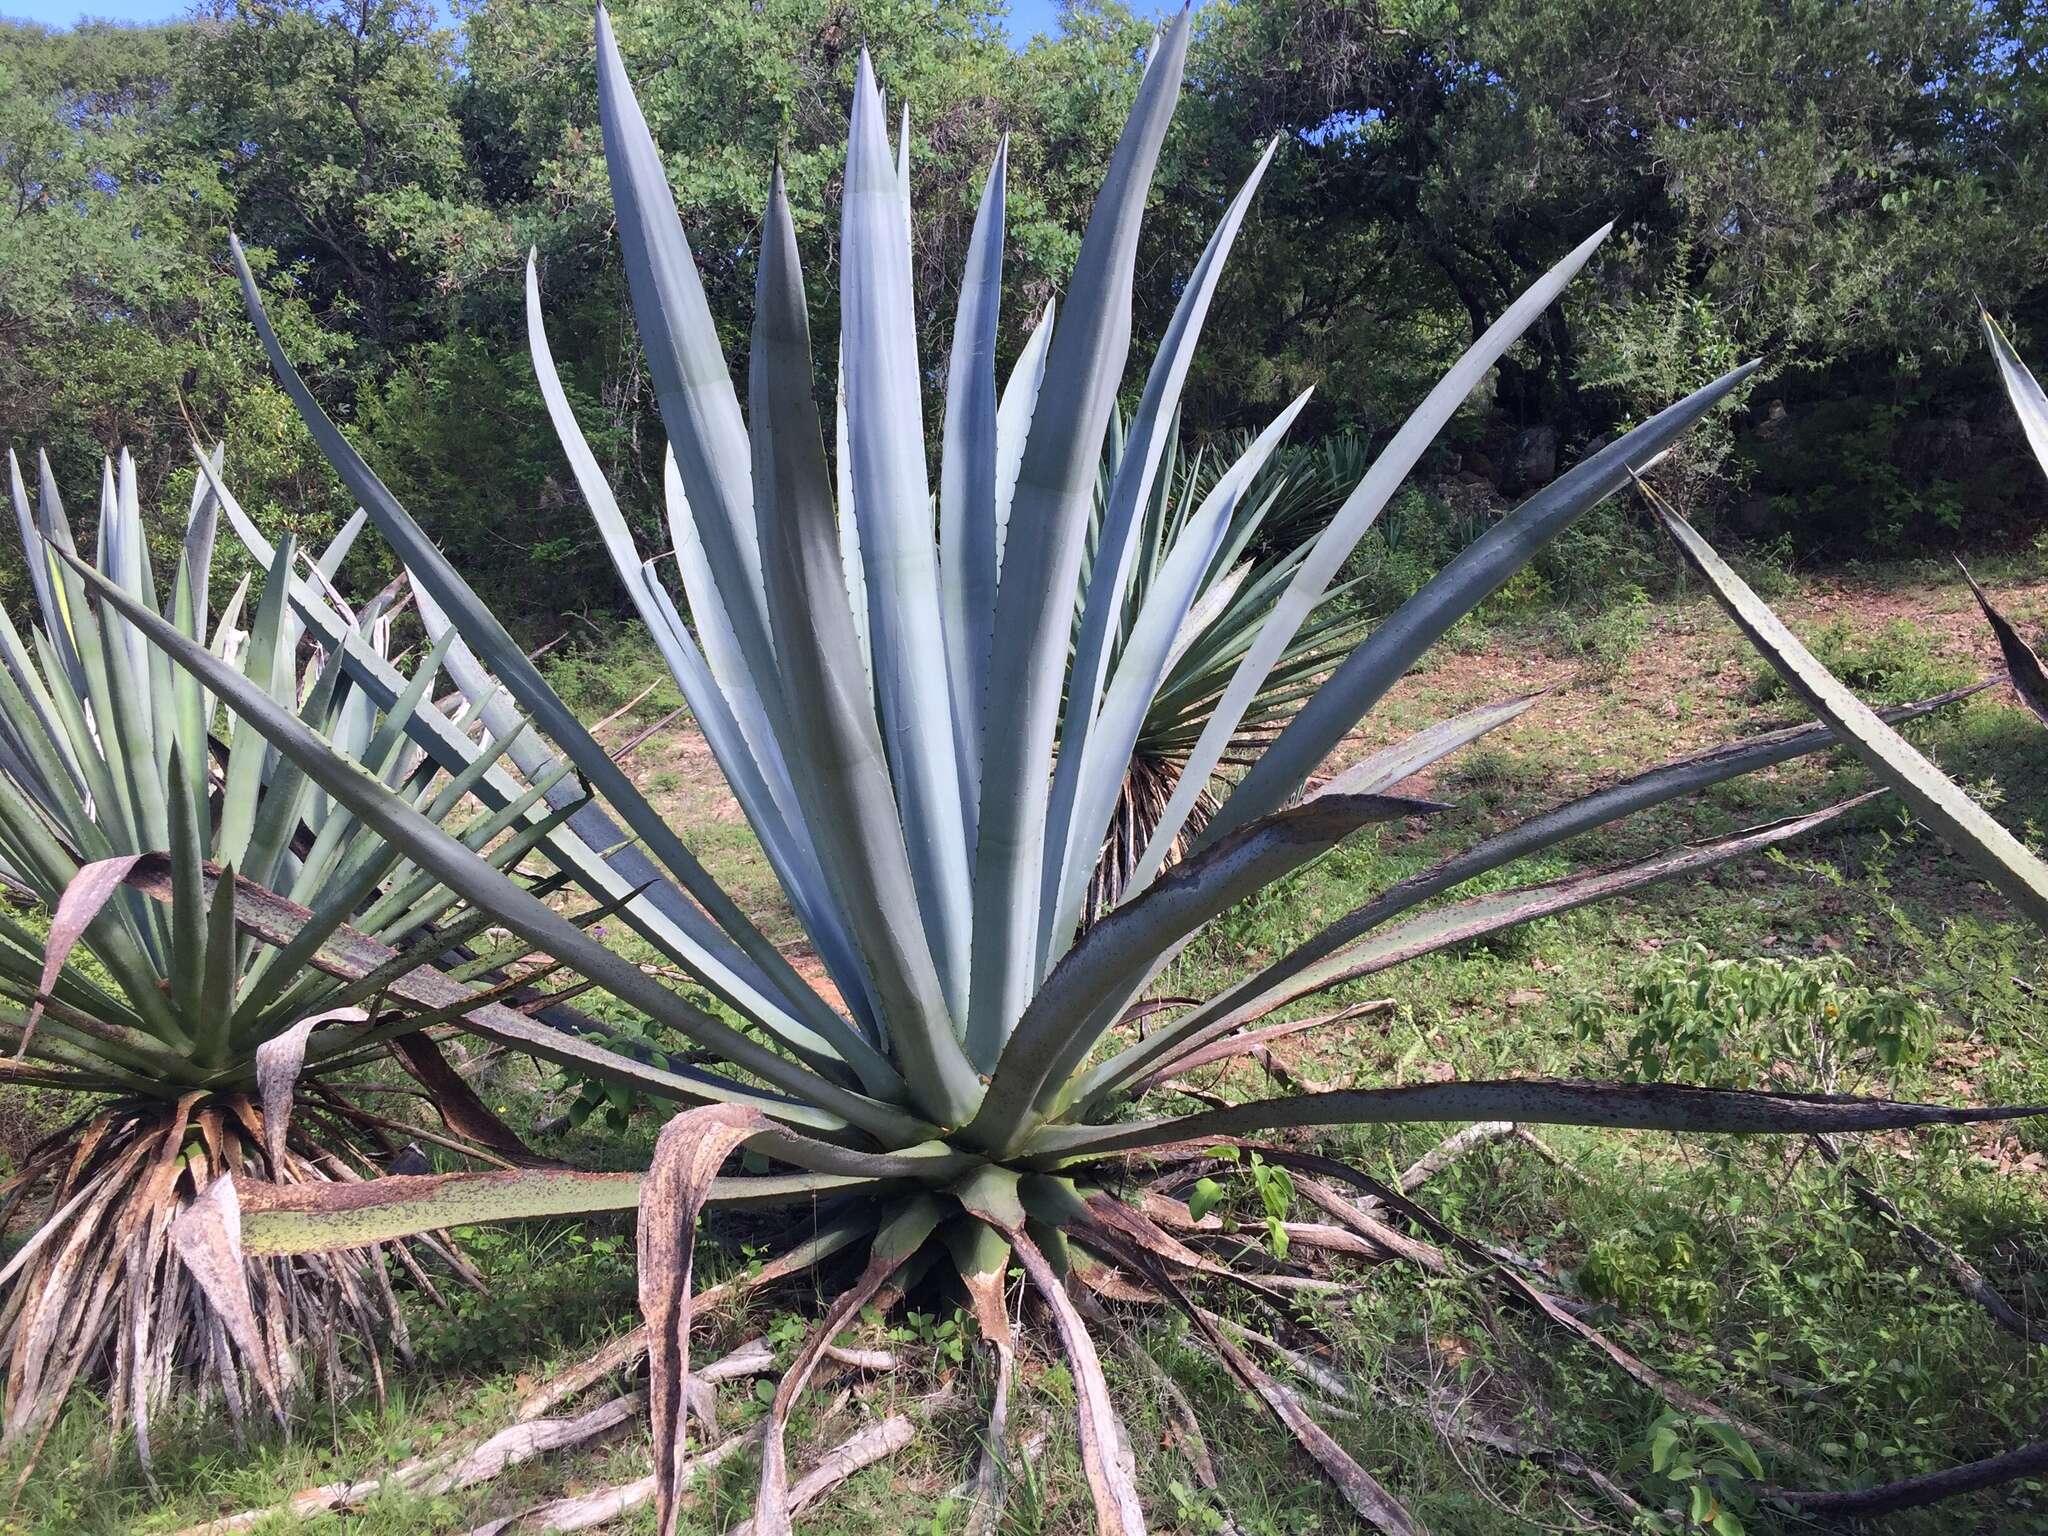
[10, 557, 2048, 1533]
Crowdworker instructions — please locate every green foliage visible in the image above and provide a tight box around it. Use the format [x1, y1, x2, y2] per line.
[1636, 1411, 1763, 1536]
[885, 1306, 971, 1366]
[1200, 1145, 1297, 1260]
[1746, 617, 1973, 708]
[0, 449, 576, 1464]
[8, 0, 2048, 636]
[539, 621, 686, 722]
[1082, 409, 1378, 913]
[1577, 261, 1751, 512]
[418, 1224, 635, 1370]
[1335, 485, 1484, 614]
[1573, 941, 1941, 1089]
[1554, 583, 1651, 673]
[542, 1007, 710, 1132]
[0, 18, 367, 606]
[1580, 1225, 1718, 1328]
[0, 457, 491, 1100]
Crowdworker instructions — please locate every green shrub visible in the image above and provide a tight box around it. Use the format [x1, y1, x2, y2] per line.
[539, 622, 683, 721]
[1572, 941, 1941, 1089]
[1340, 485, 1484, 613]
[1579, 1225, 1718, 1327]
[1555, 583, 1651, 673]
[1746, 616, 1971, 707]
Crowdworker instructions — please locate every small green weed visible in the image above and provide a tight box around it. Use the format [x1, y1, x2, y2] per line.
[1636, 1411, 1766, 1535]
[1572, 940, 1940, 1090]
[1191, 1145, 1297, 1259]
[1555, 583, 1651, 673]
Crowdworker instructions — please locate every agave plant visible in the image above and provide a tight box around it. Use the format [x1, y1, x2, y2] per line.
[1080, 412, 1373, 919]
[0, 447, 593, 1469]
[0, 441, 758, 1471]
[69, 9, 2048, 1530]
[1164, 421, 1375, 566]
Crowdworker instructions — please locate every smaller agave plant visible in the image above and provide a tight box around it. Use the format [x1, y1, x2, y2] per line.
[0, 447, 598, 1472]
[61, 8, 2048, 1531]
[1080, 411, 1373, 918]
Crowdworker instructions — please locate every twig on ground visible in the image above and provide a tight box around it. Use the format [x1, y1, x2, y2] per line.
[723, 1414, 916, 1536]
[514, 1227, 855, 1422]
[822, 1343, 897, 1371]
[1150, 1079, 1237, 1110]
[1291, 1176, 1448, 1272]
[1397, 1121, 1516, 1192]
[610, 704, 690, 764]
[464, 1420, 760, 1536]
[417, 1392, 645, 1497]
[171, 1393, 645, 1533]
[586, 682, 661, 739]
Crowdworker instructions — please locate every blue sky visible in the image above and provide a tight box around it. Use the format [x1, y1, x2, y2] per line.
[5, 0, 1071, 40]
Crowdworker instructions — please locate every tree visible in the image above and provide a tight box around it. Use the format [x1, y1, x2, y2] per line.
[1160, 0, 2048, 528]
[0, 19, 355, 600]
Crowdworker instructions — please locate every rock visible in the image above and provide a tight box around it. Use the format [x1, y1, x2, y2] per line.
[1504, 424, 1558, 492]
[1733, 495, 1776, 534]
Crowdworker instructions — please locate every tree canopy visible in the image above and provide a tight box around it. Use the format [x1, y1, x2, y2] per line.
[5, 0, 2043, 629]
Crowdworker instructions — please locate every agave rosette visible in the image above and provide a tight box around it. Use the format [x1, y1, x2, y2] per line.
[0, 447, 586, 1468]
[68, 9, 2048, 1529]
[1083, 410, 1375, 916]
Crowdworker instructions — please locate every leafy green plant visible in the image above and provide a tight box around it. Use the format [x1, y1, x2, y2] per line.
[888, 1306, 969, 1366]
[418, 1225, 634, 1372]
[85, 9, 2048, 1529]
[543, 1010, 713, 1134]
[1580, 1227, 1717, 1329]
[1339, 485, 1496, 614]
[1193, 1144, 1296, 1259]
[1575, 941, 1940, 1089]
[1175, 427, 1375, 565]
[540, 621, 683, 723]
[1745, 616, 1969, 708]
[1555, 583, 1652, 674]
[1165, 1474, 1234, 1534]
[1637, 1410, 1764, 1535]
